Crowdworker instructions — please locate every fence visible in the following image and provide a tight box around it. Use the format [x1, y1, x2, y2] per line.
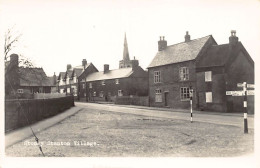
[5, 96, 74, 132]
[115, 96, 149, 106]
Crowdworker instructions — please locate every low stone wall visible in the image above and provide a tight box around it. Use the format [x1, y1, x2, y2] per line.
[33, 93, 66, 99]
[5, 96, 74, 132]
[115, 96, 149, 106]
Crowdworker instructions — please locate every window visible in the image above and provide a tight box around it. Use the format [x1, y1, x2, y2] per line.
[100, 91, 104, 97]
[17, 89, 23, 93]
[73, 76, 77, 83]
[93, 91, 96, 97]
[155, 89, 162, 102]
[180, 87, 190, 101]
[89, 83, 92, 88]
[67, 88, 70, 93]
[206, 92, 212, 103]
[82, 83, 85, 89]
[154, 71, 161, 83]
[66, 77, 70, 84]
[180, 67, 189, 81]
[115, 79, 120, 84]
[101, 80, 105, 85]
[205, 71, 212, 82]
[118, 90, 123, 96]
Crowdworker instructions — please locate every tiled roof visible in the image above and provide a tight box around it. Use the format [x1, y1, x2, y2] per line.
[58, 72, 66, 80]
[66, 70, 73, 78]
[197, 42, 254, 68]
[196, 44, 230, 67]
[19, 68, 54, 86]
[74, 68, 84, 77]
[148, 35, 211, 68]
[86, 67, 133, 82]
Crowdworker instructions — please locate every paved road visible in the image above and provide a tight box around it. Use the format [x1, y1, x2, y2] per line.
[76, 102, 254, 129]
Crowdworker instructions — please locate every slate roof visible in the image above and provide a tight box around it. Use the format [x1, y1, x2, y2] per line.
[86, 67, 133, 82]
[19, 68, 54, 86]
[148, 35, 212, 68]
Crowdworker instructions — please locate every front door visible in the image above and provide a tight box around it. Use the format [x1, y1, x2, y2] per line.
[164, 92, 169, 107]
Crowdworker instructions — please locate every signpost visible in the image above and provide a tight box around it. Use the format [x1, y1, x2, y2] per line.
[226, 82, 254, 134]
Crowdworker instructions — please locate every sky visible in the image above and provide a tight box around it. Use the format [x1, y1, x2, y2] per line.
[1, 0, 260, 77]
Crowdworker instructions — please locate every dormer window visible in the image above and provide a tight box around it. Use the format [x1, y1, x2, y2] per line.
[115, 79, 120, 84]
[180, 67, 189, 81]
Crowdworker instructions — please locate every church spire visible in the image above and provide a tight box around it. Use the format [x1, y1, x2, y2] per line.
[123, 33, 130, 61]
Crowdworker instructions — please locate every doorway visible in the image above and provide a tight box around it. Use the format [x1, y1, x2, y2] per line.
[164, 92, 169, 107]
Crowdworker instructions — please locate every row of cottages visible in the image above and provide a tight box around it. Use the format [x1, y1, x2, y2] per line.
[5, 54, 56, 99]
[56, 59, 97, 96]
[148, 31, 254, 113]
[56, 34, 148, 101]
[77, 34, 148, 101]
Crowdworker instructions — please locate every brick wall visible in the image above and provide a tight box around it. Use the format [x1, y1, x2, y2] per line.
[148, 60, 197, 109]
[115, 96, 149, 106]
[5, 96, 74, 132]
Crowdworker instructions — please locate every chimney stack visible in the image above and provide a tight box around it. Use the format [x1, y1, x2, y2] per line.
[229, 30, 239, 45]
[67, 64, 72, 70]
[185, 31, 191, 42]
[82, 59, 87, 69]
[53, 72, 57, 85]
[104, 64, 109, 73]
[158, 36, 167, 51]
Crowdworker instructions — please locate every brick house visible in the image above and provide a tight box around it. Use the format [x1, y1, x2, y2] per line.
[196, 31, 254, 113]
[78, 34, 148, 102]
[147, 31, 254, 113]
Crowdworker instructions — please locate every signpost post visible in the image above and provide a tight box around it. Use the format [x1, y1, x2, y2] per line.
[226, 82, 254, 134]
[190, 86, 193, 123]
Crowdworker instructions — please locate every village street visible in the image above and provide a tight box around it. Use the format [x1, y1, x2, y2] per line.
[5, 102, 254, 157]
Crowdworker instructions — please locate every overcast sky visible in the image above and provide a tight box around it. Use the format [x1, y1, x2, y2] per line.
[0, 0, 260, 77]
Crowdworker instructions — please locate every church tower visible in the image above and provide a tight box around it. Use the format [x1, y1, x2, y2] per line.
[119, 33, 139, 69]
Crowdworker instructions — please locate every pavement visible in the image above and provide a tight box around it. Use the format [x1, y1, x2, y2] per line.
[5, 106, 83, 148]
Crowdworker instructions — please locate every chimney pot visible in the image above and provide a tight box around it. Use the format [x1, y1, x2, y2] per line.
[158, 36, 167, 51]
[229, 30, 238, 45]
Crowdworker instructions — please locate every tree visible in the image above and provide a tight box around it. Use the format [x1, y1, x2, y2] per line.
[4, 28, 47, 97]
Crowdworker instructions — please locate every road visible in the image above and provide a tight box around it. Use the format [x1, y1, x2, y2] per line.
[5, 102, 254, 157]
[76, 102, 254, 129]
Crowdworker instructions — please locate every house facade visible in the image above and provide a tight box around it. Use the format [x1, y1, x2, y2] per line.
[148, 31, 254, 113]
